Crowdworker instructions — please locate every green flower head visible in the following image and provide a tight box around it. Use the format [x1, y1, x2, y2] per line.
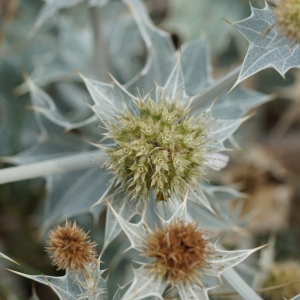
[106, 96, 207, 202]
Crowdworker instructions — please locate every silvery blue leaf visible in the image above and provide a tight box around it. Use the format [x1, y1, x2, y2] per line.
[201, 185, 245, 227]
[202, 245, 266, 277]
[162, 0, 251, 55]
[124, 0, 176, 94]
[112, 282, 131, 300]
[26, 76, 96, 131]
[105, 197, 146, 251]
[232, 2, 300, 88]
[157, 56, 188, 102]
[108, 12, 143, 82]
[89, 0, 110, 7]
[181, 38, 213, 95]
[118, 267, 166, 300]
[177, 282, 210, 300]
[102, 189, 140, 251]
[35, 0, 84, 30]
[9, 262, 107, 300]
[35, 0, 109, 29]
[211, 85, 272, 119]
[41, 166, 111, 233]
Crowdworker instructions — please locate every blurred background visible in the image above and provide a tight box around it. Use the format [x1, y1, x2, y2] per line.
[1, 0, 300, 299]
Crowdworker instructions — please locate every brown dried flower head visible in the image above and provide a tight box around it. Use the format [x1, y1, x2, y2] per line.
[275, 0, 300, 44]
[143, 220, 212, 285]
[45, 221, 97, 274]
[262, 261, 300, 300]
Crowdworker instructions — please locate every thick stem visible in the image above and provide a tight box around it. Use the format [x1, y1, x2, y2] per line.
[0, 151, 105, 184]
[191, 65, 242, 111]
[222, 268, 263, 300]
[89, 6, 108, 72]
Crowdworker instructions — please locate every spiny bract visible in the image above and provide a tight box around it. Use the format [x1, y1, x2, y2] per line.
[106, 96, 207, 202]
[275, 0, 300, 44]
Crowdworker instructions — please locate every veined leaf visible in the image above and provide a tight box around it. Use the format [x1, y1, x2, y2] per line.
[35, 0, 109, 29]
[9, 263, 107, 300]
[177, 282, 210, 300]
[102, 189, 140, 251]
[232, 2, 300, 88]
[118, 267, 166, 300]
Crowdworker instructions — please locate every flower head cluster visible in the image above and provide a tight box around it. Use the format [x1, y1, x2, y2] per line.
[262, 261, 300, 300]
[275, 0, 300, 44]
[109, 198, 263, 299]
[45, 221, 97, 274]
[106, 97, 207, 202]
[143, 220, 212, 285]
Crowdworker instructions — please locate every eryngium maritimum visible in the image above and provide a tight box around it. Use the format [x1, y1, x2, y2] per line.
[106, 97, 207, 202]
[46, 221, 97, 274]
[82, 58, 231, 206]
[275, 0, 300, 44]
[143, 220, 212, 285]
[108, 199, 264, 300]
[262, 261, 300, 300]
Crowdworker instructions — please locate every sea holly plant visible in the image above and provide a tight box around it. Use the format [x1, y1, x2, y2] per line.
[8, 221, 107, 300]
[0, 0, 269, 231]
[231, 0, 300, 88]
[107, 197, 265, 300]
[0, 0, 275, 299]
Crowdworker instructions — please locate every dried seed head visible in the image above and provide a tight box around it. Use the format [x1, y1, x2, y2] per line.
[275, 0, 300, 44]
[143, 220, 212, 285]
[106, 98, 207, 202]
[262, 261, 300, 300]
[45, 221, 97, 274]
[226, 164, 266, 194]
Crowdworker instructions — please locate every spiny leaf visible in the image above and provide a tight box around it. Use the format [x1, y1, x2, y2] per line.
[106, 198, 146, 251]
[41, 166, 110, 234]
[118, 267, 166, 300]
[103, 190, 140, 251]
[35, 0, 109, 29]
[26, 76, 96, 131]
[232, 2, 300, 88]
[8, 264, 107, 300]
[177, 282, 210, 300]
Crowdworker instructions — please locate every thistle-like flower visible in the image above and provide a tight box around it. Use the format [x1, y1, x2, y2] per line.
[107, 198, 264, 300]
[9, 222, 106, 299]
[143, 220, 212, 285]
[262, 261, 300, 300]
[275, 0, 300, 44]
[83, 55, 232, 208]
[106, 97, 207, 202]
[46, 221, 97, 275]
